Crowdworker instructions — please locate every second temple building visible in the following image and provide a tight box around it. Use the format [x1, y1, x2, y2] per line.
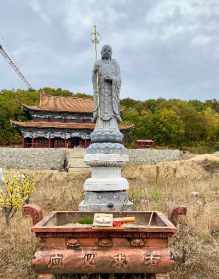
[11, 93, 131, 148]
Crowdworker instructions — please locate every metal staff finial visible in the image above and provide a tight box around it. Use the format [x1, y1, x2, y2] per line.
[91, 25, 100, 60]
[91, 25, 101, 118]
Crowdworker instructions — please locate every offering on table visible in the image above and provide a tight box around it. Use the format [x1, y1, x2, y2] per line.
[113, 216, 136, 227]
[93, 213, 113, 227]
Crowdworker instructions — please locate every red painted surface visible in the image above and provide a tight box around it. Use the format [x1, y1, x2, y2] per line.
[23, 204, 43, 225]
[23, 209, 182, 276]
[32, 248, 174, 274]
[136, 140, 155, 149]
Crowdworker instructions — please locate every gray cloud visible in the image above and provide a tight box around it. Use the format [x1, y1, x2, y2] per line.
[0, 0, 219, 100]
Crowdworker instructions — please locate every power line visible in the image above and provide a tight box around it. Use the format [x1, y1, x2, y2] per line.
[0, 43, 32, 89]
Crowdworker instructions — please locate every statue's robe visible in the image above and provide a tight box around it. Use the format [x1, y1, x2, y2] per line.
[92, 58, 121, 125]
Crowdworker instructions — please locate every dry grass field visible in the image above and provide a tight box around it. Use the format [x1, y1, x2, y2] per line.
[0, 155, 219, 278]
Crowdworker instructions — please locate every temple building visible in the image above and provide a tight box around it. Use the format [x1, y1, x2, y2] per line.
[11, 94, 132, 148]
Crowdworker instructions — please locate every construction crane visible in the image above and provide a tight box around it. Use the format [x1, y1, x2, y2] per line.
[0, 43, 32, 89]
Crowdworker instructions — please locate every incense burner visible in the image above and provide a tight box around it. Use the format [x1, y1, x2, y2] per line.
[24, 205, 186, 278]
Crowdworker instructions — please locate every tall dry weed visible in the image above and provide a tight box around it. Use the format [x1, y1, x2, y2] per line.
[0, 213, 37, 278]
[170, 219, 219, 279]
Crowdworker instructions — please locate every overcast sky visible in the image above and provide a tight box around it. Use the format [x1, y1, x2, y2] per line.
[0, 0, 219, 100]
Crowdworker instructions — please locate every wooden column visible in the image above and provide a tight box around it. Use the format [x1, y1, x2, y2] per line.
[79, 139, 83, 148]
[32, 137, 34, 148]
[22, 137, 25, 148]
[48, 137, 51, 148]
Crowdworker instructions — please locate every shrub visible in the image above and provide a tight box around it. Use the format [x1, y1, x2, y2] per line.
[0, 172, 35, 225]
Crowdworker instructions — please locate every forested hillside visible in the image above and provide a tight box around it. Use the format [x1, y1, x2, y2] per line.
[0, 88, 218, 153]
[122, 97, 219, 152]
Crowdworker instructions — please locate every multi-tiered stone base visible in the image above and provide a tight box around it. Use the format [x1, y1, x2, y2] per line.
[79, 126, 133, 211]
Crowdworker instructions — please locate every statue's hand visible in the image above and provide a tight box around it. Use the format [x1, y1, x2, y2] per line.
[105, 76, 112, 82]
[117, 115, 122, 122]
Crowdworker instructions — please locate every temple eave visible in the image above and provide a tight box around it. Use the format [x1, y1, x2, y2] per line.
[11, 119, 133, 148]
[11, 120, 133, 131]
[22, 104, 94, 114]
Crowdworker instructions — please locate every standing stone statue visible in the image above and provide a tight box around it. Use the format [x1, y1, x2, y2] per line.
[90, 45, 124, 145]
[79, 44, 132, 212]
[92, 45, 121, 127]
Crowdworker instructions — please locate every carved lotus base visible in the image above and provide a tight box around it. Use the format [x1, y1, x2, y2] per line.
[86, 142, 128, 155]
[91, 128, 124, 143]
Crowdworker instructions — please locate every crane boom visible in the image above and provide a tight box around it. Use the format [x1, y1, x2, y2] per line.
[0, 44, 32, 89]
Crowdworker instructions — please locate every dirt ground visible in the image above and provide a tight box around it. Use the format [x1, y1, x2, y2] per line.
[0, 154, 219, 278]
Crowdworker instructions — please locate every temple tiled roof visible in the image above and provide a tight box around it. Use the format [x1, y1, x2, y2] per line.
[11, 120, 133, 131]
[23, 94, 94, 113]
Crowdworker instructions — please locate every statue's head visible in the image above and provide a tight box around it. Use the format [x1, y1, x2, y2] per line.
[101, 45, 112, 60]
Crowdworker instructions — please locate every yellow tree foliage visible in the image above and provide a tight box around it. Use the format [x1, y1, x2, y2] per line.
[0, 173, 35, 225]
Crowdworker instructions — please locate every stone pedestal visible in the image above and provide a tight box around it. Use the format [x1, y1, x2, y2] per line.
[79, 127, 133, 211]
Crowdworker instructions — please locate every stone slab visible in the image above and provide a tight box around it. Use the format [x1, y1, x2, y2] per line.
[128, 148, 182, 165]
[0, 147, 183, 170]
[0, 148, 65, 170]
